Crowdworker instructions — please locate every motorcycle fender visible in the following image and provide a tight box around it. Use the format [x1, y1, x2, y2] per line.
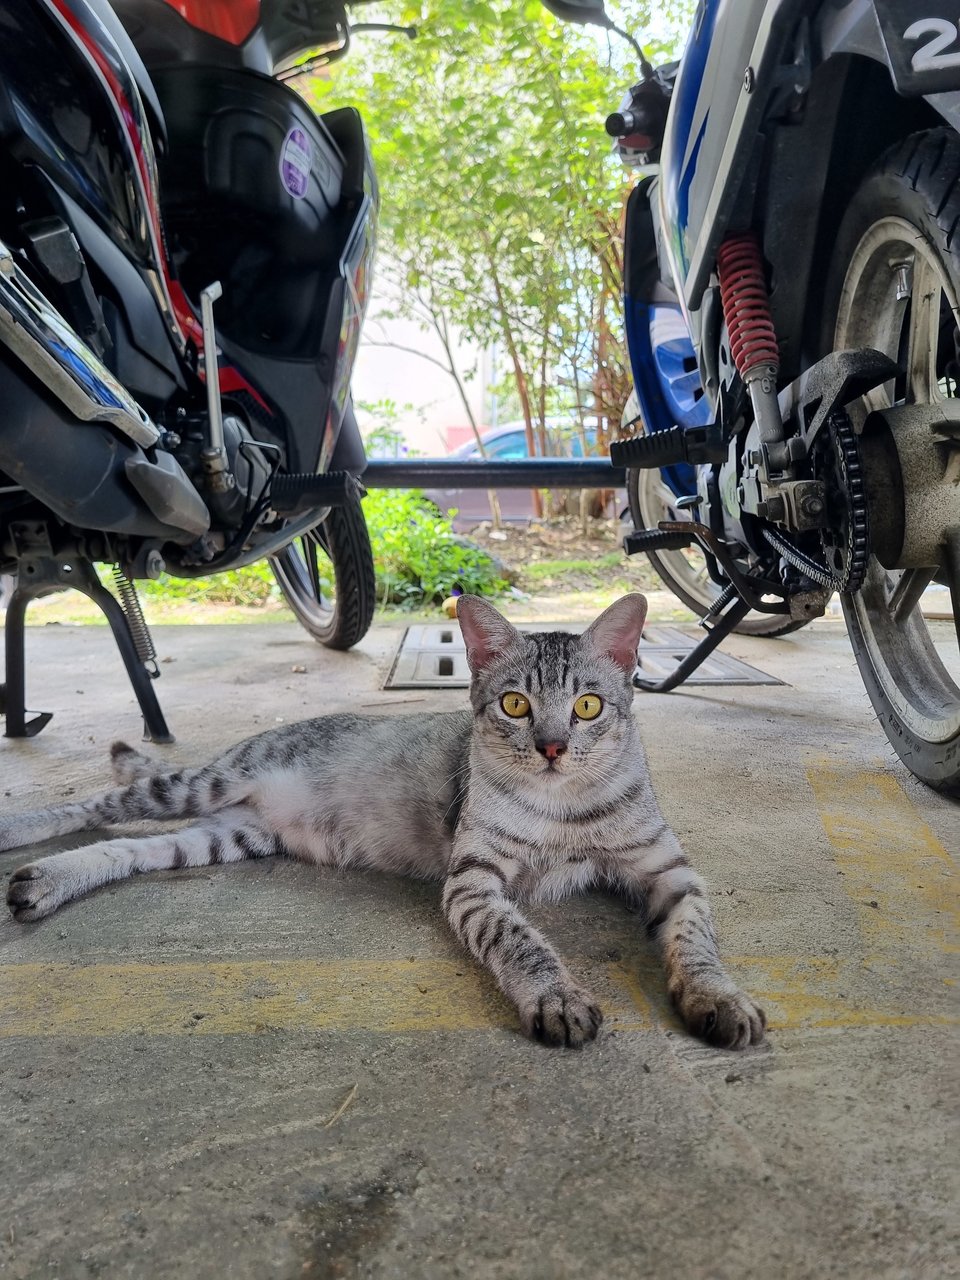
[329, 397, 367, 477]
[816, 1, 960, 129]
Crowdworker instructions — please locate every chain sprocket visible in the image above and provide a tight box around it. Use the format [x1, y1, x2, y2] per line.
[762, 411, 870, 593]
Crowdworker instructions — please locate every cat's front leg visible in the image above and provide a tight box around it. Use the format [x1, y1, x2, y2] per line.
[610, 832, 766, 1050]
[443, 845, 602, 1048]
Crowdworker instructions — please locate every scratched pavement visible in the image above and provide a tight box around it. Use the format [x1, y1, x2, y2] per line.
[0, 614, 956, 1279]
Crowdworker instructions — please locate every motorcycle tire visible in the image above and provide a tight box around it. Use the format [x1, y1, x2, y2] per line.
[270, 491, 376, 650]
[824, 126, 960, 794]
[627, 466, 808, 638]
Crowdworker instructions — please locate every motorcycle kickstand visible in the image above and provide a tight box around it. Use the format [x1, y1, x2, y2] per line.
[633, 595, 752, 694]
[1, 557, 174, 744]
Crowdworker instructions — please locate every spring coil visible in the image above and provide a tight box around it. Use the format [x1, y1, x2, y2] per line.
[716, 232, 779, 378]
[113, 566, 159, 675]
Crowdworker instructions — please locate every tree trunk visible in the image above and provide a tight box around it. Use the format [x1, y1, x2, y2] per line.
[430, 298, 502, 529]
[486, 257, 542, 519]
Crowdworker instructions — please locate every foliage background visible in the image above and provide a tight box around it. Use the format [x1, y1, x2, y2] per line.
[301, 0, 691, 464]
[133, 2, 694, 616]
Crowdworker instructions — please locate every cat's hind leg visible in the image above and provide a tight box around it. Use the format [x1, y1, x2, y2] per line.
[6, 807, 285, 922]
[0, 757, 232, 854]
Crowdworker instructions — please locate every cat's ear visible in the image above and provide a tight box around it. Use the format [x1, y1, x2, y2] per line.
[583, 593, 647, 674]
[457, 595, 521, 673]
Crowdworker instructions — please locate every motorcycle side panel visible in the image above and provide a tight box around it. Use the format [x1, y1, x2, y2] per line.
[659, 0, 960, 328]
[659, 0, 799, 325]
[623, 178, 708, 496]
[0, 0, 147, 262]
[54, 188, 186, 405]
[153, 67, 376, 473]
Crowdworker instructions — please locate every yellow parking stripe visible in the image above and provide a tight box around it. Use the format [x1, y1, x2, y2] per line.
[805, 760, 957, 952]
[0, 957, 953, 1037]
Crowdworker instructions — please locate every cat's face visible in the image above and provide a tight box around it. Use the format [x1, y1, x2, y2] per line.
[457, 595, 647, 792]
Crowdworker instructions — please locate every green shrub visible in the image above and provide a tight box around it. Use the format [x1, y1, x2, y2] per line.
[124, 491, 503, 611]
[137, 560, 279, 606]
[363, 488, 507, 607]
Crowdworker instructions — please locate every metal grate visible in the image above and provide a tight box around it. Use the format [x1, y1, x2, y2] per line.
[384, 622, 782, 690]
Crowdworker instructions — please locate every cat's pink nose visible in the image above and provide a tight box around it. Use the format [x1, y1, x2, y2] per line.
[536, 739, 567, 761]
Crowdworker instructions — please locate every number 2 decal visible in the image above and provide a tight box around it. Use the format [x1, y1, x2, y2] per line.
[904, 17, 960, 72]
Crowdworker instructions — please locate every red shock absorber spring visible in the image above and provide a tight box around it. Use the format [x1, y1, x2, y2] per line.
[716, 232, 779, 380]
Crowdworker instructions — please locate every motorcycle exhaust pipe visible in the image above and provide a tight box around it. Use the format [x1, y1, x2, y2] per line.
[0, 238, 159, 449]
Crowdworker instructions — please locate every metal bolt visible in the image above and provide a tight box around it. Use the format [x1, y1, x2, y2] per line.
[800, 495, 825, 517]
[891, 259, 912, 301]
[145, 550, 166, 579]
[743, 66, 755, 93]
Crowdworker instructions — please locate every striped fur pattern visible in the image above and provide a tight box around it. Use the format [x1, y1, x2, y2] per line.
[3, 593, 764, 1051]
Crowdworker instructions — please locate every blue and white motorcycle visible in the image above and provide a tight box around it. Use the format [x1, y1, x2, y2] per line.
[548, 0, 960, 793]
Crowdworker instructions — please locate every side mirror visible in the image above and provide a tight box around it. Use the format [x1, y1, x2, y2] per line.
[539, 0, 611, 27]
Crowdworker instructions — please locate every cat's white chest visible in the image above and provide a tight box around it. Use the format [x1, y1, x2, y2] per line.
[529, 854, 598, 903]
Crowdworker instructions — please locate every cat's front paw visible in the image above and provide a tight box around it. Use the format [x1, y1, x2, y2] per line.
[672, 981, 766, 1050]
[522, 984, 603, 1048]
[6, 860, 69, 922]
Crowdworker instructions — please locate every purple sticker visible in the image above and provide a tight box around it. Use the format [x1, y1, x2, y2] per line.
[279, 127, 312, 199]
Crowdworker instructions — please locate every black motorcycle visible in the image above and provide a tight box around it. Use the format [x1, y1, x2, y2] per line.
[0, 0, 380, 742]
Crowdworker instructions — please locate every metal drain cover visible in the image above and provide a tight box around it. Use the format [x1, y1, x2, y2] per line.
[384, 623, 782, 689]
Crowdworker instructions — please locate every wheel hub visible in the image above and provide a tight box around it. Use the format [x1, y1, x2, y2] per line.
[859, 402, 960, 569]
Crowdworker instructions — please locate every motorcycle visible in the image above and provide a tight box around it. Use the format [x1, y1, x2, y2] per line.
[547, 0, 960, 794]
[0, 0, 382, 743]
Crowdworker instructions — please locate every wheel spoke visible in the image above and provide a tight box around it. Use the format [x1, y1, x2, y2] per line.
[308, 523, 331, 556]
[905, 253, 942, 405]
[885, 567, 936, 624]
[301, 536, 323, 602]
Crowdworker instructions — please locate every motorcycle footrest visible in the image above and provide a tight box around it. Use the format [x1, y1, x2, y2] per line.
[610, 425, 725, 469]
[270, 471, 361, 515]
[624, 527, 695, 556]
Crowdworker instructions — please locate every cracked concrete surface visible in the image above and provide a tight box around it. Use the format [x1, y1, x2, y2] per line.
[0, 616, 956, 1279]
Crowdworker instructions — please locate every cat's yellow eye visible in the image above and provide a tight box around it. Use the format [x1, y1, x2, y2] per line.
[501, 691, 531, 718]
[573, 693, 603, 721]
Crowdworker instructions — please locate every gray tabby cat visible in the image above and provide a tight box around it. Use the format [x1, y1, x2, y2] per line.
[3, 593, 764, 1050]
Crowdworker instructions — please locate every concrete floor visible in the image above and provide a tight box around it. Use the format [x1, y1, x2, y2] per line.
[0, 614, 956, 1279]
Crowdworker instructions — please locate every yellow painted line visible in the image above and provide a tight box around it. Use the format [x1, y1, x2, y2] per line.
[805, 760, 958, 953]
[0, 959, 511, 1037]
[0, 959, 653, 1037]
[0, 957, 952, 1038]
[726, 955, 958, 1032]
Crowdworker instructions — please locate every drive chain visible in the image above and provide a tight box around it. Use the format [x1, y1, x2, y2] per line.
[762, 411, 870, 594]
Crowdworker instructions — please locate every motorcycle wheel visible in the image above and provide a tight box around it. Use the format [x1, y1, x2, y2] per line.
[270, 492, 376, 650]
[826, 127, 960, 794]
[627, 466, 808, 637]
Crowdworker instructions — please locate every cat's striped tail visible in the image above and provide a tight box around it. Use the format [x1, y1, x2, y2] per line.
[0, 746, 233, 854]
